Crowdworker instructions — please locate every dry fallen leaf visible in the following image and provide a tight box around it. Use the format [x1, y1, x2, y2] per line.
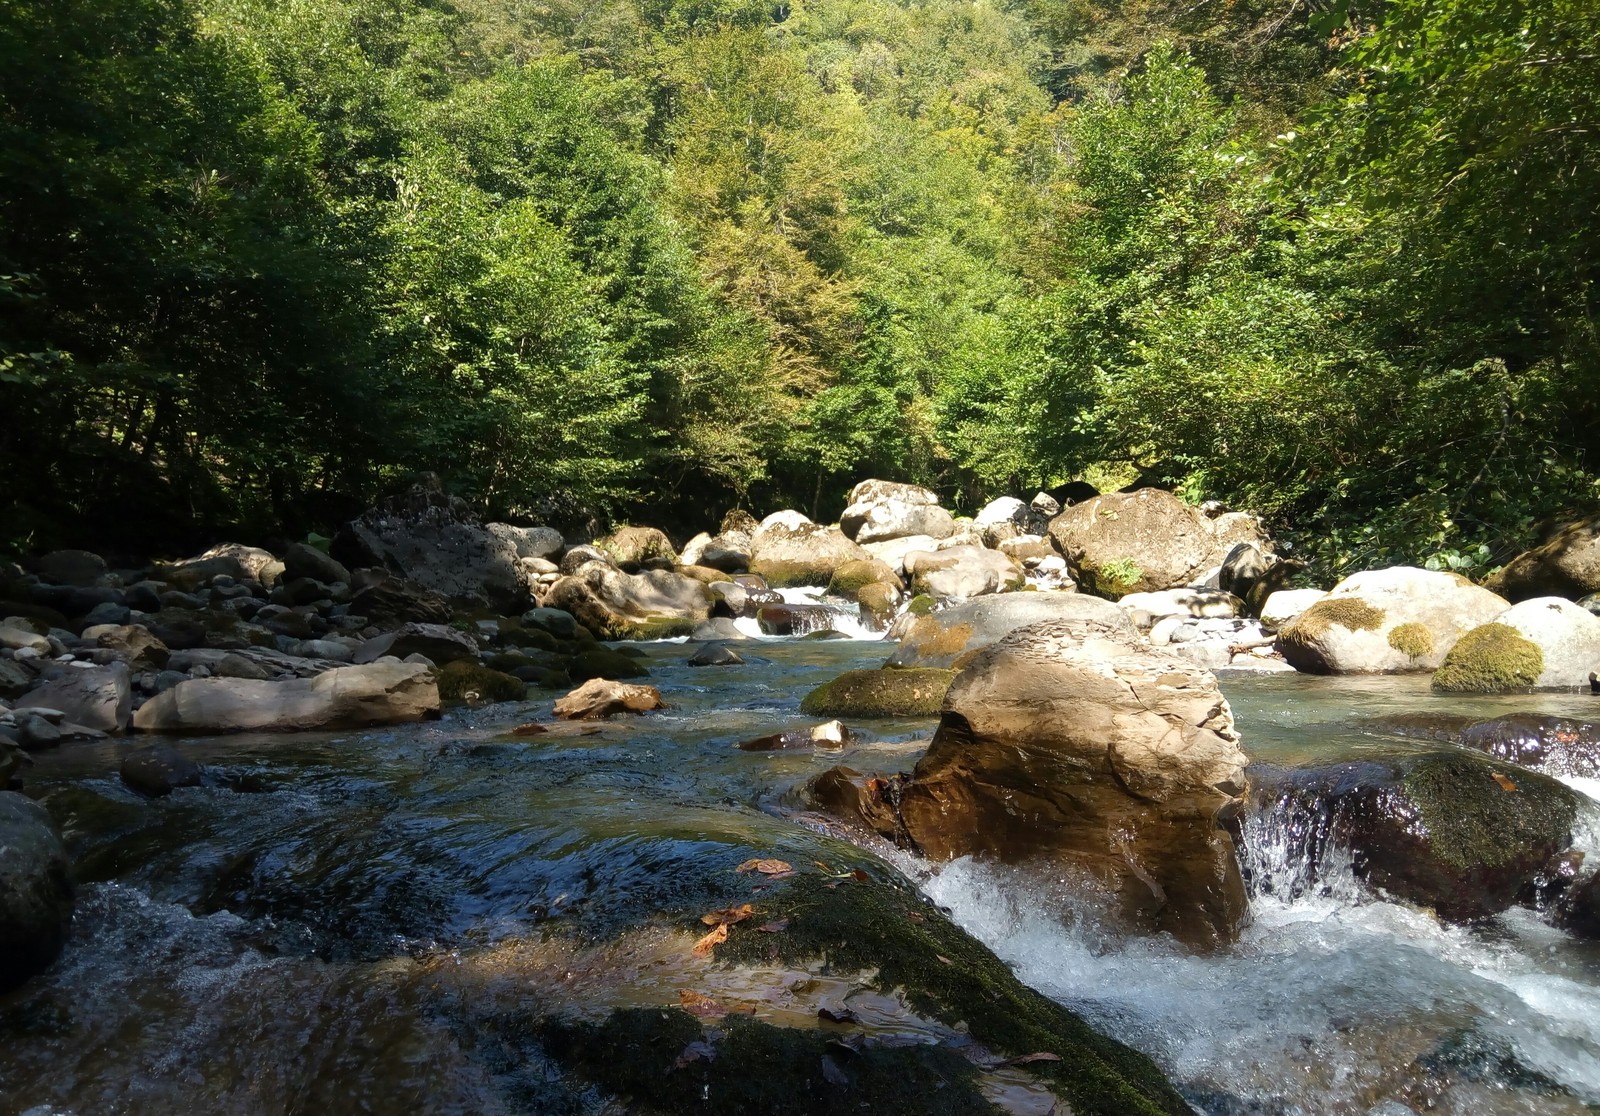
[736, 858, 794, 877]
[679, 989, 728, 1018]
[936, 955, 953, 965]
[1003, 1052, 1063, 1066]
[692, 923, 729, 957]
[510, 722, 548, 735]
[1492, 773, 1518, 792]
[756, 919, 789, 934]
[701, 903, 755, 927]
[906, 911, 925, 923]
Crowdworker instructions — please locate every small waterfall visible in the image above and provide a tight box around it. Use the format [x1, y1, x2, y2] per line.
[1236, 790, 1365, 908]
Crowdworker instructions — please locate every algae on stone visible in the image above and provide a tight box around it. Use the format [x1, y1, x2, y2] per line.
[799, 667, 956, 717]
[436, 660, 527, 704]
[1432, 623, 1544, 692]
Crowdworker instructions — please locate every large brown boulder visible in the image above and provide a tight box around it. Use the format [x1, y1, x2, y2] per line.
[901, 620, 1249, 947]
[132, 662, 439, 733]
[1487, 515, 1600, 602]
[1048, 488, 1270, 598]
[543, 563, 712, 640]
[887, 591, 1136, 670]
[1275, 566, 1508, 674]
[748, 514, 871, 588]
[903, 545, 1024, 599]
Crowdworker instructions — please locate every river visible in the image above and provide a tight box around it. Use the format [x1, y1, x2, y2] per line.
[3, 623, 1598, 1114]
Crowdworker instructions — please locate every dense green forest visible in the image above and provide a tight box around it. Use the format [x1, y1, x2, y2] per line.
[1, 0, 1596, 576]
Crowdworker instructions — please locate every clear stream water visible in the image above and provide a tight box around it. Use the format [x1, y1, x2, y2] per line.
[3, 616, 1599, 1115]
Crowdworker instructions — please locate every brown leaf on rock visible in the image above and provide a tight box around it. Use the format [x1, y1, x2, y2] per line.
[510, 722, 548, 735]
[679, 989, 728, 1018]
[850, 868, 870, 883]
[936, 955, 953, 965]
[1492, 772, 1518, 791]
[736, 858, 794, 877]
[756, 919, 789, 933]
[692, 923, 729, 957]
[700, 903, 755, 927]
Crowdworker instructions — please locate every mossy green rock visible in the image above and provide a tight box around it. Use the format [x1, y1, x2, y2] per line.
[569, 647, 649, 682]
[1432, 623, 1544, 692]
[436, 660, 527, 704]
[799, 667, 955, 717]
[541, 872, 1188, 1116]
[1251, 749, 1578, 920]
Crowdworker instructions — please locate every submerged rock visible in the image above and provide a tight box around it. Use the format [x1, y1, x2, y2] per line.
[538, 871, 1190, 1116]
[436, 660, 526, 704]
[688, 642, 744, 667]
[120, 742, 204, 797]
[552, 678, 663, 720]
[132, 662, 440, 733]
[1275, 566, 1508, 674]
[799, 667, 955, 718]
[0, 790, 73, 992]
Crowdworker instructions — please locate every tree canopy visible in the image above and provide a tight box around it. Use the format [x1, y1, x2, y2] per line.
[1, 0, 1594, 574]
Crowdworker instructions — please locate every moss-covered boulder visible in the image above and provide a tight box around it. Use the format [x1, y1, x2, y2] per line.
[825, 558, 902, 600]
[800, 667, 955, 717]
[536, 872, 1188, 1116]
[569, 647, 650, 683]
[436, 660, 527, 704]
[1432, 623, 1544, 692]
[855, 581, 899, 629]
[1443, 597, 1600, 689]
[595, 525, 678, 571]
[1249, 749, 1579, 920]
[1275, 566, 1508, 674]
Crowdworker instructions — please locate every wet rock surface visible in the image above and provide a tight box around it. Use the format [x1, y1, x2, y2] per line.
[1247, 749, 1579, 920]
[0, 791, 73, 992]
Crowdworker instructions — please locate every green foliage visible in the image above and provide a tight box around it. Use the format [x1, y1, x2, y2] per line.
[1, 0, 1594, 569]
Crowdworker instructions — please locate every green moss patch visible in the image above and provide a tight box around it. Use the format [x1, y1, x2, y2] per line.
[627, 616, 699, 641]
[570, 647, 650, 682]
[799, 667, 956, 717]
[1083, 558, 1143, 599]
[1432, 623, 1544, 693]
[437, 660, 527, 704]
[1399, 753, 1576, 873]
[1281, 597, 1387, 643]
[751, 559, 832, 588]
[540, 1008, 991, 1115]
[1387, 622, 1436, 659]
[706, 874, 1189, 1116]
[906, 594, 938, 616]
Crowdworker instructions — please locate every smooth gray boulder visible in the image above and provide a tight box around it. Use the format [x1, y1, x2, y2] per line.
[15, 664, 132, 733]
[132, 662, 440, 733]
[888, 591, 1137, 669]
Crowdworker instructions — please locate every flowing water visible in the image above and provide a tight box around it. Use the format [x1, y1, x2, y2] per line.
[3, 614, 1600, 1115]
